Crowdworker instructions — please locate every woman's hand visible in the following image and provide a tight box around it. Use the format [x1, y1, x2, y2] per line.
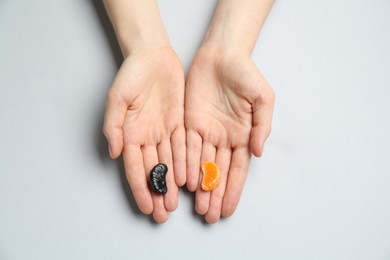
[185, 46, 275, 223]
[103, 47, 186, 223]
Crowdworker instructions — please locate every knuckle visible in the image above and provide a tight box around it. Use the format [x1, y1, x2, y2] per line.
[188, 141, 201, 151]
[214, 192, 224, 203]
[262, 87, 275, 104]
[102, 124, 118, 139]
[267, 126, 273, 135]
[102, 124, 110, 137]
[106, 88, 123, 104]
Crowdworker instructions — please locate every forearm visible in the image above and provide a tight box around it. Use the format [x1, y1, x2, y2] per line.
[203, 0, 274, 56]
[103, 0, 170, 57]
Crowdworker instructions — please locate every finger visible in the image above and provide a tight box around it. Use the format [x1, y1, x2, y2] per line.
[205, 147, 231, 224]
[142, 145, 168, 223]
[151, 191, 168, 223]
[123, 144, 153, 215]
[195, 142, 216, 215]
[250, 86, 275, 157]
[186, 130, 202, 192]
[157, 140, 178, 212]
[221, 147, 251, 218]
[171, 126, 186, 187]
[103, 89, 127, 159]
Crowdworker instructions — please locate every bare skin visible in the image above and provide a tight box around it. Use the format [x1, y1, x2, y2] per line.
[103, 0, 186, 223]
[185, 0, 275, 223]
[103, 0, 275, 223]
[186, 47, 274, 223]
[104, 47, 186, 223]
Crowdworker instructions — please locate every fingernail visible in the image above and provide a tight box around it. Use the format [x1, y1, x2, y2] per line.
[108, 144, 113, 158]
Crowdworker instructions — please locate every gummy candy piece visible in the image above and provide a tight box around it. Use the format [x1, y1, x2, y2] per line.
[149, 163, 168, 194]
[201, 161, 220, 191]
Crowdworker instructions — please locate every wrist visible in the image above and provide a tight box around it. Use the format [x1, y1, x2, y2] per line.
[201, 0, 275, 57]
[190, 45, 249, 75]
[201, 22, 256, 57]
[104, 0, 171, 58]
[201, 40, 251, 58]
[196, 43, 250, 62]
[117, 26, 171, 58]
[202, 11, 254, 57]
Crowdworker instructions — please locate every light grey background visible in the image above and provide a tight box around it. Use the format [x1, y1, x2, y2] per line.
[1, 0, 390, 259]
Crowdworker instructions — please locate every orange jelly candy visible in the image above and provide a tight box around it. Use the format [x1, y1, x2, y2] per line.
[201, 161, 221, 191]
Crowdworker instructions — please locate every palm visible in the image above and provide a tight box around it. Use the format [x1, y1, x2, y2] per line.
[120, 50, 184, 146]
[104, 48, 186, 223]
[185, 48, 274, 223]
[186, 60, 255, 149]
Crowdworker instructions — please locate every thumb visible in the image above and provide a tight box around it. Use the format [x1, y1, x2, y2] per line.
[103, 89, 127, 159]
[250, 86, 275, 157]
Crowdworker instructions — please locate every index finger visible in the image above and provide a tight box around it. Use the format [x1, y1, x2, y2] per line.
[221, 146, 251, 218]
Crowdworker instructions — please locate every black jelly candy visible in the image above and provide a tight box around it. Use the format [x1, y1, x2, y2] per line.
[149, 163, 168, 194]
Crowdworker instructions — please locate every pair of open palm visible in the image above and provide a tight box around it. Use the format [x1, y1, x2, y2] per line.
[103, 46, 274, 223]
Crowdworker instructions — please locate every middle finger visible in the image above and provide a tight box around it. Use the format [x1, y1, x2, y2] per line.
[142, 145, 168, 223]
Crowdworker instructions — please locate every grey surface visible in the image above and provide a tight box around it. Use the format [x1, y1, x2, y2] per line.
[1, 0, 390, 259]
